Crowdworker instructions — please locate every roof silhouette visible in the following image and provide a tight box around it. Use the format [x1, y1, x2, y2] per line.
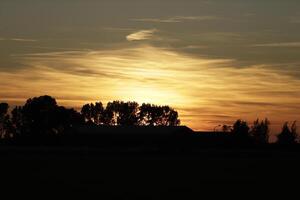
[74, 125, 194, 136]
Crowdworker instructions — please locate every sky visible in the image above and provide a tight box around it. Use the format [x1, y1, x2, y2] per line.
[0, 0, 300, 135]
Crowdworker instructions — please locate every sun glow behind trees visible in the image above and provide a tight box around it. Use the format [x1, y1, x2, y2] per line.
[0, 46, 300, 134]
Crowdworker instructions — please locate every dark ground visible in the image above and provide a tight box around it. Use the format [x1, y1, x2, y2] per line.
[0, 145, 300, 199]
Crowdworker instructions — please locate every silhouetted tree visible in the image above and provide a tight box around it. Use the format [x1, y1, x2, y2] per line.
[291, 121, 297, 139]
[0, 103, 14, 139]
[0, 103, 8, 116]
[93, 102, 104, 124]
[3, 96, 182, 140]
[81, 102, 104, 125]
[251, 118, 270, 144]
[81, 101, 181, 126]
[277, 121, 298, 145]
[232, 120, 250, 136]
[232, 119, 252, 144]
[162, 106, 180, 126]
[139, 103, 154, 125]
[55, 106, 84, 133]
[102, 105, 115, 125]
[11, 106, 24, 136]
[21, 96, 58, 136]
[105, 101, 139, 126]
[221, 125, 232, 133]
[15, 95, 84, 137]
[139, 104, 180, 126]
[141, 104, 164, 125]
[81, 104, 93, 122]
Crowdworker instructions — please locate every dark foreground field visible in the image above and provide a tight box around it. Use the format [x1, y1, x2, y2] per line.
[1, 145, 300, 199]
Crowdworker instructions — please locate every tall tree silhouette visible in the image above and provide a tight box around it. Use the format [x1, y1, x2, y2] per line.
[11, 106, 23, 136]
[102, 104, 115, 125]
[0, 103, 13, 139]
[81, 102, 104, 125]
[81, 104, 93, 123]
[93, 102, 104, 124]
[251, 118, 270, 144]
[0, 103, 8, 116]
[277, 121, 298, 145]
[106, 101, 139, 126]
[139, 103, 154, 125]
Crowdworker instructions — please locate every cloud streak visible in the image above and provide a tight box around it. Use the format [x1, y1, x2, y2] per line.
[252, 42, 300, 47]
[126, 29, 157, 41]
[130, 16, 219, 23]
[0, 38, 37, 42]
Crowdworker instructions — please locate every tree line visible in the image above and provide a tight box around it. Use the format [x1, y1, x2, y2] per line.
[222, 119, 298, 145]
[81, 101, 180, 126]
[0, 95, 298, 145]
[0, 95, 180, 139]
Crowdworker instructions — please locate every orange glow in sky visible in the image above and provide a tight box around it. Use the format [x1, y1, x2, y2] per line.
[1, 1, 300, 137]
[1, 45, 299, 136]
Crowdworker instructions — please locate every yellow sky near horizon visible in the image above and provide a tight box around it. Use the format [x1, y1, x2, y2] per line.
[1, 45, 299, 135]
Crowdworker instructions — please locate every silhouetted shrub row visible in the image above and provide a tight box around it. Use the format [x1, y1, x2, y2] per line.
[0, 95, 180, 139]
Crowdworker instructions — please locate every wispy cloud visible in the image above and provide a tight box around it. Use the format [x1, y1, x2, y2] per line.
[130, 16, 219, 23]
[0, 38, 37, 42]
[3, 45, 300, 132]
[252, 42, 300, 47]
[181, 45, 208, 50]
[11, 38, 37, 42]
[20, 46, 91, 52]
[126, 29, 157, 41]
[102, 27, 136, 32]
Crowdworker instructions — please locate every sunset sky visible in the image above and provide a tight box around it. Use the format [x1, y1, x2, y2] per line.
[1, 0, 300, 134]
